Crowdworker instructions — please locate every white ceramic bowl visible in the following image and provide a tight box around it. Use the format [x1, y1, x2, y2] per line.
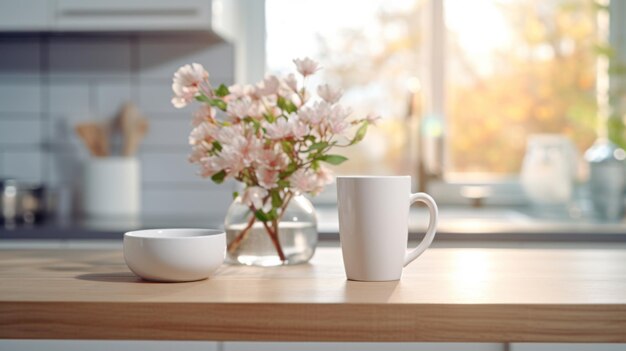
[123, 228, 226, 282]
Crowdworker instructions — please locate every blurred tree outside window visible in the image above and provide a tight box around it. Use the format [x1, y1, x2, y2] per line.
[266, 0, 609, 177]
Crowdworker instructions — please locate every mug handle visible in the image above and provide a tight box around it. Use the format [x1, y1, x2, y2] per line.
[404, 193, 438, 267]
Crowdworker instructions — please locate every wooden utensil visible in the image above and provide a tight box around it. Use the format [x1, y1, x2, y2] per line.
[115, 103, 149, 156]
[75, 122, 109, 157]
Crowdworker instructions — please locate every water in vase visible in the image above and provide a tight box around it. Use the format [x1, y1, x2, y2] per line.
[225, 221, 317, 266]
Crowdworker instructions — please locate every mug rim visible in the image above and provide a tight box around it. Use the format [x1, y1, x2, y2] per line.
[124, 228, 225, 239]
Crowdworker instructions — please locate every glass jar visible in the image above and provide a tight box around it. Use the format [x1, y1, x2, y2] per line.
[224, 194, 317, 266]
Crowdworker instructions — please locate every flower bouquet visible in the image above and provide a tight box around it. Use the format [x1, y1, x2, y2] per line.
[172, 57, 375, 265]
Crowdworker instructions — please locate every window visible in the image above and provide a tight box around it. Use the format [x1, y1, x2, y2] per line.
[266, 0, 419, 177]
[264, 0, 611, 203]
[445, 0, 598, 175]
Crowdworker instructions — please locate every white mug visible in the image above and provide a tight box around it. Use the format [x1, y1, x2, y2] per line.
[337, 176, 438, 281]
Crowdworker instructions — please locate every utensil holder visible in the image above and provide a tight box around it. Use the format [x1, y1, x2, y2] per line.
[82, 157, 140, 217]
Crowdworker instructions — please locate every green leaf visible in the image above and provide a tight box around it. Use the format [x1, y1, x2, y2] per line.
[264, 113, 276, 123]
[281, 141, 294, 155]
[212, 141, 223, 152]
[311, 160, 320, 171]
[305, 141, 328, 152]
[283, 162, 298, 176]
[267, 208, 278, 221]
[211, 170, 227, 184]
[232, 191, 239, 200]
[277, 96, 287, 109]
[277, 95, 297, 114]
[208, 98, 227, 111]
[350, 121, 369, 145]
[271, 190, 283, 208]
[318, 154, 348, 165]
[195, 93, 211, 103]
[277, 179, 290, 188]
[279, 162, 298, 178]
[254, 210, 269, 222]
[215, 84, 230, 97]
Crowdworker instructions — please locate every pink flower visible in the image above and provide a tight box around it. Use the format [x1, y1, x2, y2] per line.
[198, 156, 222, 177]
[293, 57, 321, 77]
[189, 144, 209, 163]
[299, 101, 330, 127]
[171, 63, 208, 108]
[265, 118, 292, 140]
[289, 166, 334, 195]
[283, 73, 298, 92]
[211, 126, 264, 176]
[326, 105, 352, 135]
[192, 105, 216, 127]
[215, 124, 245, 145]
[226, 98, 252, 120]
[317, 84, 343, 104]
[256, 75, 280, 96]
[256, 168, 280, 189]
[288, 114, 310, 139]
[215, 147, 246, 175]
[289, 169, 318, 194]
[220, 133, 263, 174]
[256, 146, 289, 170]
[365, 113, 381, 125]
[241, 186, 268, 209]
[225, 84, 251, 101]
[189, 122, 218, 145]
[315, 164, 334, 189]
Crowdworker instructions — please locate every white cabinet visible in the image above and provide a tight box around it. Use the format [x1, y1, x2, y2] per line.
[55, 0, 212, 31]
[0, 340, 218, 351]
[0, 0, 213, 32]
[510, 344, 626, 351]
[223, 342, 505, 351]
[0, 0, 51, 31]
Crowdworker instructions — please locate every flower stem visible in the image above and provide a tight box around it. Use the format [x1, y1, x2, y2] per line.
[262, 219, 286, 262]
[227, 213, 256, 254]
[277, 191, 294, 222]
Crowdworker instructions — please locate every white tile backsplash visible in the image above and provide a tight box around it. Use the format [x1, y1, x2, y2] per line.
[49, 81, 91, 114]
[1, 150, 43, 182]
[0, 37, 41, 78]
[142, 185, 233, 217]
[0, 81, 41, 113]
[0, 120, 42, 145]
[49, 37, 132, 79]
[94, 80, 133, 119]
[139, 36, 234, 80]
[0, 34, 234, 215]
[48, 81, 93, 148]
[140, 151, 202, 184]
[143, 118, 192, 147]
[137, 81, 180, 114]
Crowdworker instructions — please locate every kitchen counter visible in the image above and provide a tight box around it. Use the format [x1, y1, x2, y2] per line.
[2, 206, 626, 242]
[1, 247, 626, 342]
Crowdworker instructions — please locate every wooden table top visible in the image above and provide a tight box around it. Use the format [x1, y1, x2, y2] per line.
[1, 247, 625, 342]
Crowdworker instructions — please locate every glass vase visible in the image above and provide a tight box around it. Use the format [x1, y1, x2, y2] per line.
[224, 194, 317, 266]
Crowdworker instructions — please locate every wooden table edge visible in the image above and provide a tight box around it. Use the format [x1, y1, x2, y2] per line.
[2, 301, 625, 342]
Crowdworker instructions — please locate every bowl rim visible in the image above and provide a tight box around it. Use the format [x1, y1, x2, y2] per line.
[124, 228, 225, 239]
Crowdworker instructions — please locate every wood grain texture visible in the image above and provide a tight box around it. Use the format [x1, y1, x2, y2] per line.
[1, 248, 625, 342]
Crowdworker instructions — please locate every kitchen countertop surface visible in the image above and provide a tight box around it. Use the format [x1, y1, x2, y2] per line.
[1, 247, 626, 342]
[2, 206, 626, 242]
